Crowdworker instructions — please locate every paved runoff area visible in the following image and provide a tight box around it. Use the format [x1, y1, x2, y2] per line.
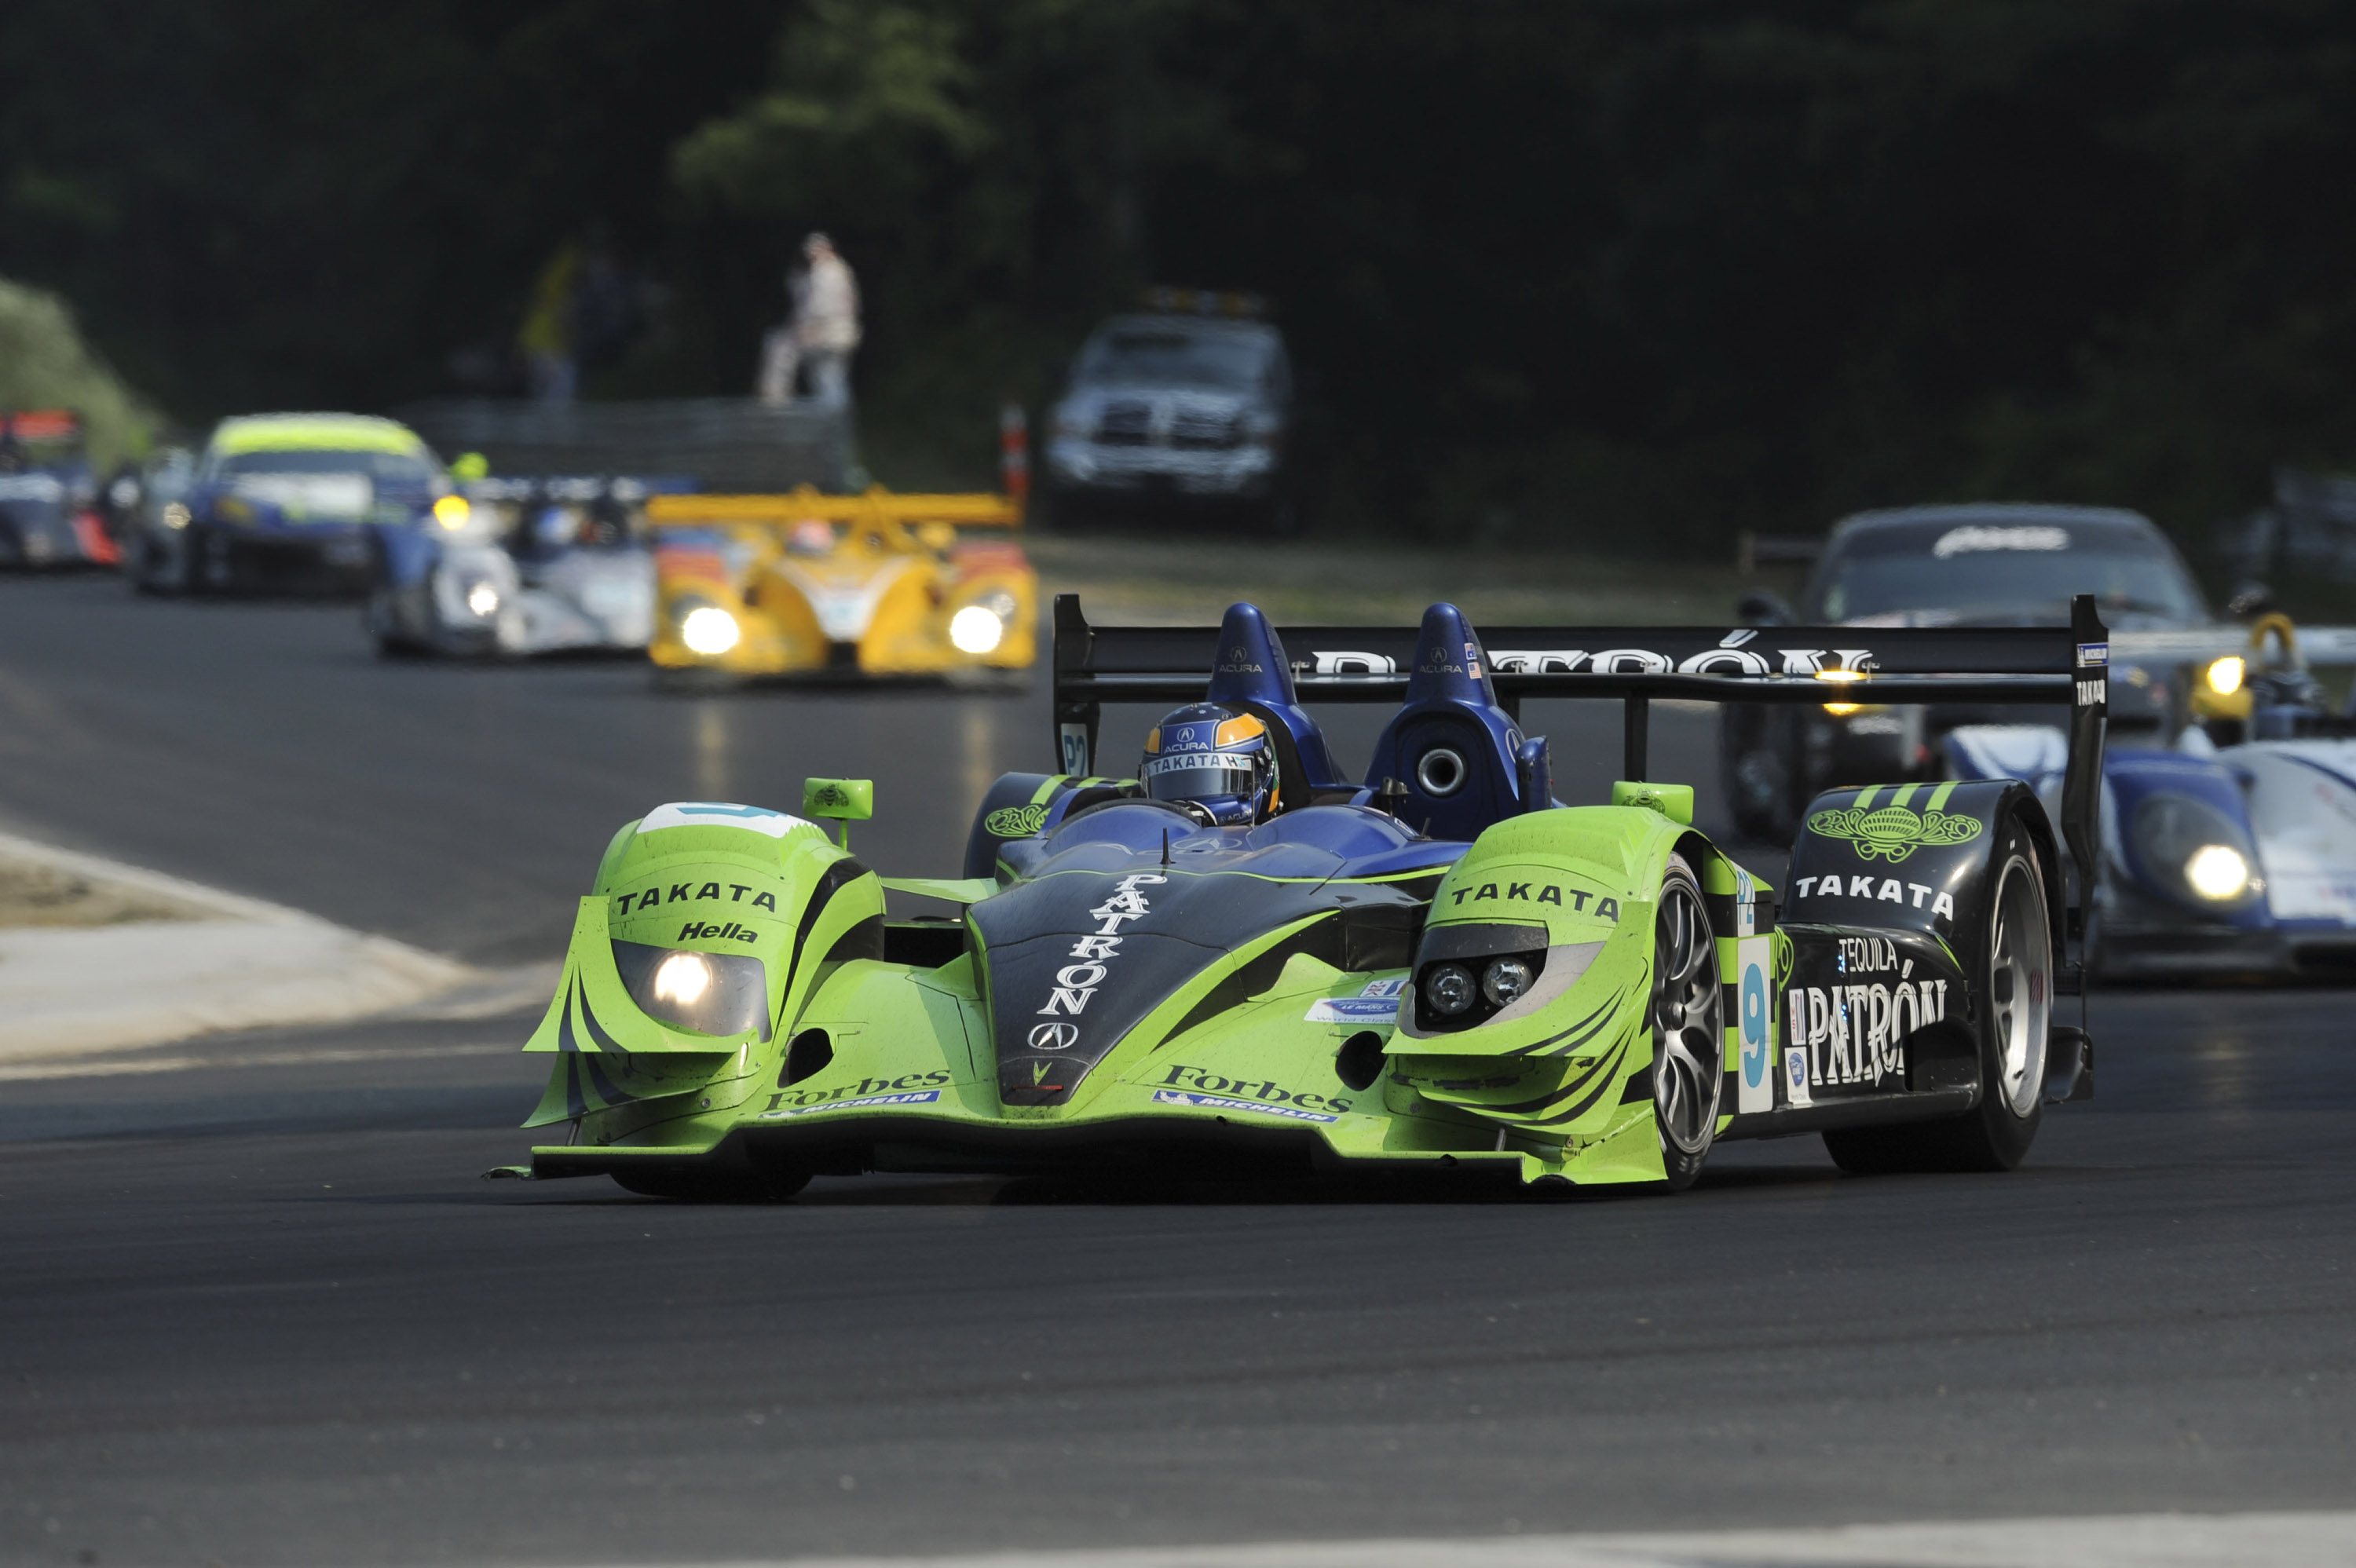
[1, 577, 2351, 1566]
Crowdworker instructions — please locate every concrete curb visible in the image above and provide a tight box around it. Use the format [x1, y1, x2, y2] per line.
[0, 830, 554, 1062]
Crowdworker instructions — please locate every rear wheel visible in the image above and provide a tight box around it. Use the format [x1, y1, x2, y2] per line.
[1651, 852, 1725, 1190]
[1824, 815, 2051, 1174]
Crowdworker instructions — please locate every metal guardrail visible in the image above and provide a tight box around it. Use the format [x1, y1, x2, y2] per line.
[397, 398, 850, 492]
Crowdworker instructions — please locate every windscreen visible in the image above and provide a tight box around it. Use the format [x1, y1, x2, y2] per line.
[1815, 519, 2207, 623]
[215, 448, 440, 486]
[1077, 330, 1272, 389]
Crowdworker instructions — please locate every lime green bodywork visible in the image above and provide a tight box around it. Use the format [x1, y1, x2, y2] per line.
[522, 785, 1771, 1190]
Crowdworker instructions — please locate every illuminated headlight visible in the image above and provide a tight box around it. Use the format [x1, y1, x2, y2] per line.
[2185, 844, 2252, 901]
[2205, 655, 2245, 696]
[680, 605, 741, 656]
[611, 940, 770, 1039]
[1424, 963, 1476, 1016]
[1482, 956, 1535, 1007]
[161, 502, 191, 530]
[464, 581, 500, 619]
[652, 952, 712, 1005]
[949, 604, 1005, 654]
[433, 495, 471, 532]
[2131, 793, 2261, 910]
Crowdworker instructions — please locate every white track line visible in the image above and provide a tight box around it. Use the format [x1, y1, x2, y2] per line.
[605, 1509, 2356, 1568]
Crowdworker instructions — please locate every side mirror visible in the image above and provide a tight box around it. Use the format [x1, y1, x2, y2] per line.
[2227, 580, 2274, 618]
[803, 777, 874, 848]
[1736, 588, 1795, 626]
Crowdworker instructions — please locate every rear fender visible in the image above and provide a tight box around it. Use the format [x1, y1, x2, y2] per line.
[1784, 778, 2064, 968]
[1779, 777, 2058, 1104]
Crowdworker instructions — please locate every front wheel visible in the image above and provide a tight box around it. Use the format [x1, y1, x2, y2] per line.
[1650, 852, 1725, 1191]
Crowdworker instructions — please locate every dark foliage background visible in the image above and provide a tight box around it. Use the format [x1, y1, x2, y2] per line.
[5, 0, 2354, 550]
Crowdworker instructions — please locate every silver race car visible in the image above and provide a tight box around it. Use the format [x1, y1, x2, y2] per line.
[366, 475, 664, 657]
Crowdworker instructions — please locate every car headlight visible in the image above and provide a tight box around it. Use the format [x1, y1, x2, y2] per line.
[433, 495, 471, 532]
[1424, 963, 1476, 1016]
[2131, 793, 2262, 908]
[2184, 843, 2251, 901]
[2205, 655, 2245, 696]
[1480, 956, 1535, 1006]
[465, 581, 500, 619]
[161, 502, 191, 530]
[949, 604, 1005, 654]
[680, 605, 741, 656]
[611, 940, 770, 1038]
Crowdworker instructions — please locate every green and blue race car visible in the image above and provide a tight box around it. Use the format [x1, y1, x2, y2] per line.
[504, 594, 2105, 1197]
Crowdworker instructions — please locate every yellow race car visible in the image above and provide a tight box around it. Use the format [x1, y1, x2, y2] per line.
[645, 485, 1035, 682]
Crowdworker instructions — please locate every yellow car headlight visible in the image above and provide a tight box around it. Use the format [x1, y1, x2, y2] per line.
[433, 495, 471, 532]
[2204, 655, 2245, 696]
[680, 605, 741, 656]
[949, 604, 1005, 654]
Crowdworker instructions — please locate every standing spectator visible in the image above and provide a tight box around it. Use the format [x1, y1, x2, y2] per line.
[796, 233, 861, 408]
[755, 233, 862, 407]
[518, 242, 581, 404]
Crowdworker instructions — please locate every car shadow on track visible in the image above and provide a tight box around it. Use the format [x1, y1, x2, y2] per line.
[488, 1160, 1860, 1208]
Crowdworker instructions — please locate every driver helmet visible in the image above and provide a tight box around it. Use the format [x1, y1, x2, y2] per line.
[1140, 703, 1279, 824]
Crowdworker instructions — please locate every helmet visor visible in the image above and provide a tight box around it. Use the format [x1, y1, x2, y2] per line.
[1142, 751, 1260, 803]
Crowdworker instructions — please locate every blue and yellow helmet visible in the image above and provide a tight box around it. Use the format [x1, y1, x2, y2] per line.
[1140, 703, 1279, 824]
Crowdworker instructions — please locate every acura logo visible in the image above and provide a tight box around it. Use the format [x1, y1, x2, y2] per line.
[1029, 1022, 1079, 1051]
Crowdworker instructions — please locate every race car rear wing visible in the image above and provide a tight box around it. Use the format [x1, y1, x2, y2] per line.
[646, 484, 1021, 529]
[1052, 590, 2109, 933]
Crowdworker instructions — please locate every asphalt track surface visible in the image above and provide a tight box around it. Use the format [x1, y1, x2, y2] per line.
[2, 576, 2352, 1565]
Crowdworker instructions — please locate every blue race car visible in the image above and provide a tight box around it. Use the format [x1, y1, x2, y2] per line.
[1947, 616, 2356, 980]
[131, 413, 455, 597]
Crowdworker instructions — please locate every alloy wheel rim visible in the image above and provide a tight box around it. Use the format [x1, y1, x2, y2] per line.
[1988, 855, 2051, 1117]
[1652, 880, 1723, 1156]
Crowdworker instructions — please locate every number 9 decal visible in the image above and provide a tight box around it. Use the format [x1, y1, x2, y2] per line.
[1736, 936, 1772, 1112]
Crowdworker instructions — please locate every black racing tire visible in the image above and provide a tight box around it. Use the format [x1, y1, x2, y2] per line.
[134, 530, 188, 595]
[188, 525, 237, 596]
[611, 1165, 811, 1203]
[1824, 813, 2051, 1175]
[1650, 851, 1725, 1191]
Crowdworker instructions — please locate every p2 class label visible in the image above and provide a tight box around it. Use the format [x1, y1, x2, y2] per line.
[1736, 935, 1772, 1113]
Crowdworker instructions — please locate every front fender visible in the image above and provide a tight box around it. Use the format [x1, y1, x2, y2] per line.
[1385, 805, 1714, 1150]
[522, 805, 885, 1122]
